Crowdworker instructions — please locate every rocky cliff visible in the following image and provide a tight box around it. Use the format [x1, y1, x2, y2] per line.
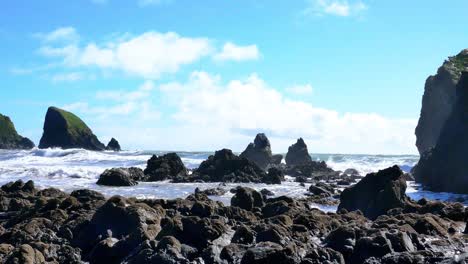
[415, 49, 468, 154]
[414, 72, 468, 194]
[0, 114, 35, 149]
[240, 133, 282, 170]
[38, 106, 105, 150]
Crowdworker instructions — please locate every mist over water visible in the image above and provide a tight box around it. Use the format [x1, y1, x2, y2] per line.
[0, 148, 465, 206]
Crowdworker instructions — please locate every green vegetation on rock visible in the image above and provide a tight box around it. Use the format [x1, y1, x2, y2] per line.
[0, 114, 35, 149]
[0, 114, 19, 140]
[49, 107, 92, 137]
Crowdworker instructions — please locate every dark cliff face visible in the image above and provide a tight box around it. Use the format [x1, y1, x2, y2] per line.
[0, 114, 35, 150]
[240, 133, 281, 170]
[414, 72, 468, 194]
[285, 138, 312, 166]
[39, 107, 105, 150]
[415, 49, 468, 155]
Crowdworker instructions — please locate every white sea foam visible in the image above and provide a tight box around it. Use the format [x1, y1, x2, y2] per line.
[3, 148, 461, 208]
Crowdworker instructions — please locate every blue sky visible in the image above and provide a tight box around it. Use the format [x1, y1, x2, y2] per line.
[1, 0, 467, 154]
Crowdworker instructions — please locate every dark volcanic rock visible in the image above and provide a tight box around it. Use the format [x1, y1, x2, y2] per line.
[414, 72, 468, 194]
[415, 49, 468, 155]
[0, 114, 35, 150]
[38, 106, 105, 150]
[240, 133, 282, 170]
[285, 138, 312, 166]
[187, 149, 272, 183]
[96, 167, 144, 186]
[338, 165, 408, 219]
[143, 153, 188, 181]
[105, 138, 121, 151]
[231, 187, 264, 211]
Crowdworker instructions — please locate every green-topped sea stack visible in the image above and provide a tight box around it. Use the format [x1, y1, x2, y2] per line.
[39, 106, 105, 150]
[0, 114, 35, 149]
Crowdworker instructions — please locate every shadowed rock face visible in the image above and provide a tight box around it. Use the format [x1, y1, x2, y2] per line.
[39, 106, 105, 150]
[338, 165, 408, 219]
[143, 153, 188, 181]
[106, 138, 121, 151]
[285, 138, 312, 166]
[415, 49, 468, 155]
[240, 133, 282, 170]
[414, 72, 468, 194]
[0, 114, 35, 149]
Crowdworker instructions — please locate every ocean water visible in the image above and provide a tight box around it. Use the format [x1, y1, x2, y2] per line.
[0, 148, 465, 207]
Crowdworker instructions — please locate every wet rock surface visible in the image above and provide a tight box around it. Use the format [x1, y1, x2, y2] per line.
[105, 138, 121, 151]
[240, 133, 282, 170]
[96, 167, 144, 186]
[143, 153, 188, 181]
[0, 172, 465, 264]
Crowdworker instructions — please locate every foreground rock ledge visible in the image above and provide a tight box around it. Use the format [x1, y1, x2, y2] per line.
[0, 177, 466, 264]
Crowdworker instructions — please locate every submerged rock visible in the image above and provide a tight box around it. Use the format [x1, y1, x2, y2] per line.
[285, 138, 312, 166]
[105, 138, 121, 151]
[338, 165, 408, 219]
[240, 133, 282, 170]
[415, 49, 468, 155]
[96, 167, 144, 186]
[414, 72, 468, 194]
[38, 106, 105, 150]
[0, 114, 35, 150]
[143, 153, 188, 181]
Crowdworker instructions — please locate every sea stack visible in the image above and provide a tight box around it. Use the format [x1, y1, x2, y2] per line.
[239, 133, 282, 170]
[39, 106, 105, 150]
[414, 72, 468, 194]
[285, 138, 312, 166]
[0, 114, 35, 149]
[106, 138, 121, 151]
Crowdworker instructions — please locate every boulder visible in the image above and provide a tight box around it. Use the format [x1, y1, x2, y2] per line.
[414, 72, 468, 194]
[415, 49, 468, 155]
[240, 133, 282, 170]
[231, 187, 264, 211]
[5, 244, 45, 264]
[0, 114, 35, 150]
[105, 138, 121, 151]
[189, 149, 270, 183]
[338, 166, 408, 219]
[143, 153, 188, 181]
[96, 167, 144, 186]
[38, 106, 105, 150]
[285, 138, 312, 166]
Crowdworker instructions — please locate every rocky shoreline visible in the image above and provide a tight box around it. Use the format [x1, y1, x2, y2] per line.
[0, 163, 466, 264]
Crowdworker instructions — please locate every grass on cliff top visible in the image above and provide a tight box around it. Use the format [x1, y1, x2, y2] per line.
[0, 114, 19, 139]
[50, 107, 92, 136]
[451, 53, 468, 71]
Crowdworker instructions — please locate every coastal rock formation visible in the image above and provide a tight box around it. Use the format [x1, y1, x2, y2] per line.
[96, 167, 144, 186]
[239, 133, 282, 170]
[183, 149, 273, 183]
[338, 165, 408, 219]
[0, 179, 465, 263]
[415, 49, 468, 155]
[414, 72, 468, 194]
[39, 107, 105, 150]
[105, 138, 121, 151]
[285, 138, 312, 166]
[0, 114, 35, 149]
[143, 153, 188, 181]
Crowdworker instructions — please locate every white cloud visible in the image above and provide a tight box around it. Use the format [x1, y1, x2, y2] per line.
[214, 42, 260, 62]
[286, 84, 313, 95]
[34, 27, 79, 43]
[50, 72, 84, 83]
[38, 30, 212, 79]
[158, 72, 417, 154]
[305, 0, 368, 17]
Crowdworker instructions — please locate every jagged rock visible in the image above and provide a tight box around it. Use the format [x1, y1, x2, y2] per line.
[414, 72, 468, 194]
[415, 49, 468, 155]
[231, 187, 264, 211]
[186, 149, 272, 183]
[285, 138, 312, 166]
[143, 153, 188, 181]
[338, 166, 408, 219]
[5, 244, 45, 264]
[38, 107, 105, 150]
[240, 133, 282, 170]
[96, 167, 144, 186]
[343, 168, 360, 177]
[0, 114, 35, 150]
[105, 138, 121, 151]
[264, 168, 284, 184]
